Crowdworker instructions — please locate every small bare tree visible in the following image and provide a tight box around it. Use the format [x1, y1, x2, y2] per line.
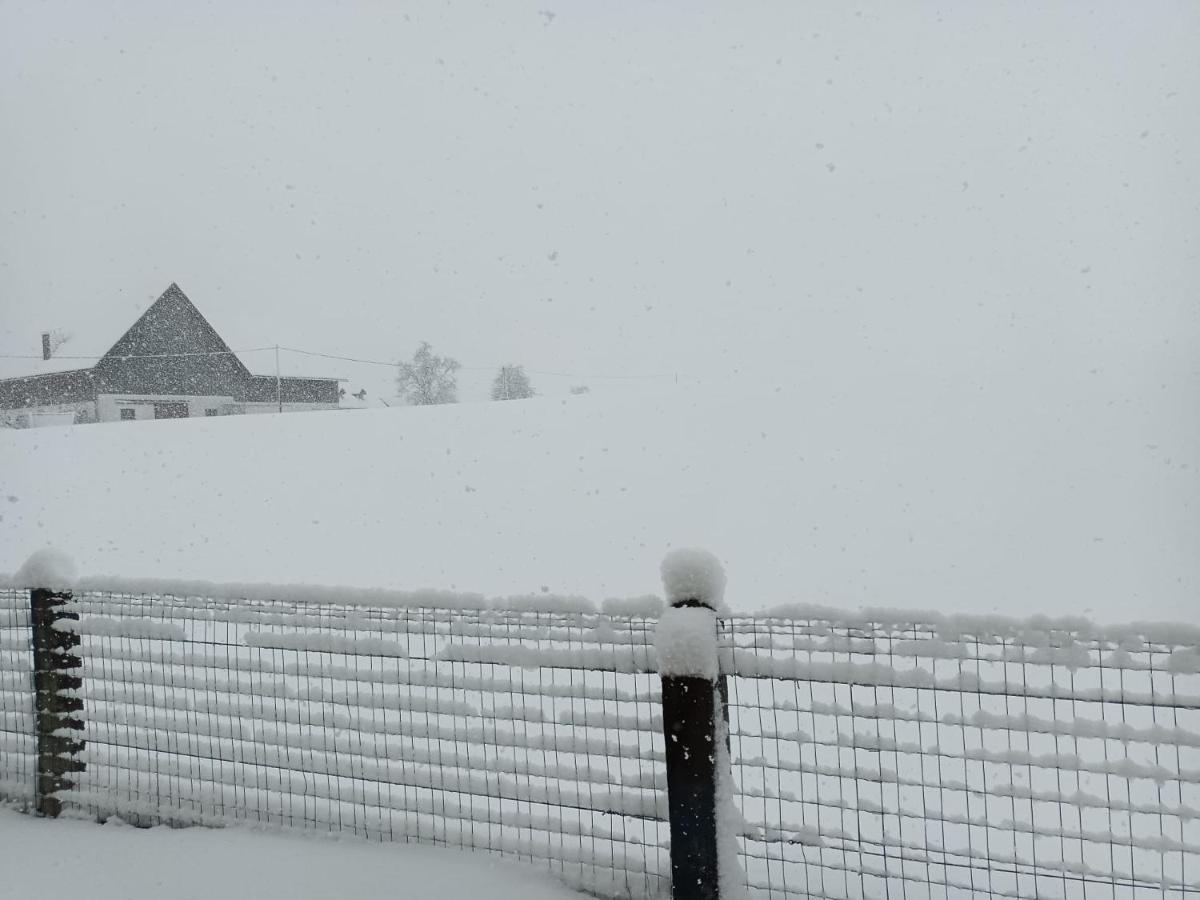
[47, 329, 72, 356]
[396, 342, 460, 405]
[491, 365, 535, 401]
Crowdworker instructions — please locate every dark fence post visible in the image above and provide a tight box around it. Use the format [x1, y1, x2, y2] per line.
[30, 587, 85, 817]
[657, 595, 720, 897]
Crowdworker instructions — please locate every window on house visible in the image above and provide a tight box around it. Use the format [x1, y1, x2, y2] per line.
[119, 408, 136, 421]
[205, 408, 219, 417]
[152, 402, 189, 419]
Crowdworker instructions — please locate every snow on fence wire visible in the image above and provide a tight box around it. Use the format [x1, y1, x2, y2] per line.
[721, 612, 1200, 900]
[1, 588, 670, 899]
[0, 588, 35, 806]
[3, 582, 1200, 900]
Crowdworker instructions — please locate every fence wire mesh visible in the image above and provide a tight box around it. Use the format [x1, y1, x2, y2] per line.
[52, 591, 669, 899]
[3, 587, 1199, 900]
[0, 588, 35, 806]
[723, 615, 1200, 900]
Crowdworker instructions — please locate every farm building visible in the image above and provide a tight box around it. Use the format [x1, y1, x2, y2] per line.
[0, 283, 340, 427]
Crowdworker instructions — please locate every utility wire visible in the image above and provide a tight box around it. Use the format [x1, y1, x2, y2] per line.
[276, 346, 686, 381]
[1, 345, 690, 382]
[0, 347, 274, 361]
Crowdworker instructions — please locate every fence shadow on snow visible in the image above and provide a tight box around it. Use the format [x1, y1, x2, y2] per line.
[1, 584, 1198, 900]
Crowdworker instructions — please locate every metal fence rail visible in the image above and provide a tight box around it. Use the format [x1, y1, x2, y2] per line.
[3, 587, 1199, 900]
[723, 615, 1200, 900]
[4, 590, 669, 899]
[0, 587, 35, 804]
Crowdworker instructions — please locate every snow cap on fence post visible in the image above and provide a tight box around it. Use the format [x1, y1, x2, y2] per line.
[656, 549, 728, 900]
[14, 548, 78, 591]
[656, 548, 724, 679]
[660, 547, 726, 612]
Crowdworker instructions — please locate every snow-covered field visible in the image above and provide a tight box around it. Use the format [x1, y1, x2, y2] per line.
[1, 382, 1195, 622]
[2, 384, 1197, 899]
[0, 807, 583, 900]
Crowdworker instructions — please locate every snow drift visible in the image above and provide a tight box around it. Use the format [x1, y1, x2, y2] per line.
[0, 381, 1194, 620]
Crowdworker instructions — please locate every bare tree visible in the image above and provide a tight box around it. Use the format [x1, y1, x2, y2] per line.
[46, 329, 72, 357]
[396, 342, 460, 405]
[491, 364, 535, 401]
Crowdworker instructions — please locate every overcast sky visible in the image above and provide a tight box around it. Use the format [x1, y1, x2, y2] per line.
[2, 2, 1196, 398]
[1, 3, 1197, 616]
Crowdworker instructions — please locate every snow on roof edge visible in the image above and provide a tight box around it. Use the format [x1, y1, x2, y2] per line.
[0, 366, 94, 384]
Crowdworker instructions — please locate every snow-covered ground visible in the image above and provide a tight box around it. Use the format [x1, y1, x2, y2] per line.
[0, 807, 582, 900]
[1, 381, 1194, 622]
[3, 586, 1197, 899]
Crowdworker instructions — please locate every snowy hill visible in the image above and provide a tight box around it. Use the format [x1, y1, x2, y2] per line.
[0, 379, 1195, 622]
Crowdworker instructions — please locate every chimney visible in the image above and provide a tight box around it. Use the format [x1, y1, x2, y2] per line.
[41, 332, 51, 360]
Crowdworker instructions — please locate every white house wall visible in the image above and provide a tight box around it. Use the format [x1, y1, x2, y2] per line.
[96, 393, 237, 422]
[3, 395, 342, 429]
[1, 400, 97, 429]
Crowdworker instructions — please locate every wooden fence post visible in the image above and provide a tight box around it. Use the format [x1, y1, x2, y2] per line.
[30, 587, 85, 817]
[658, 548, 741, 900]
[661, 652, 722, 900]
[658, 585, 729, 900]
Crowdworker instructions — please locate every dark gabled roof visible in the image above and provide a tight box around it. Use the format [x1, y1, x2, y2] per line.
[97, 283, 253, 380]
[0, 283, 340, 409]
[244, 375, 341, 404]
[0, 282, 253, 382]
[0, 368, 96, 408]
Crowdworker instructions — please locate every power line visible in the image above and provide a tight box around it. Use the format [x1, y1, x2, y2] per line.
[0, 344, 692, 383]
[277, 345, 686, 381]
[273, 347, 392, 367]
[0, 347, 273, 361]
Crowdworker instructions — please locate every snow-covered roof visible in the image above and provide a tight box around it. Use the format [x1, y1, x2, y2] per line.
[0, 282, 204, 380]
[0, 282, 344, 384]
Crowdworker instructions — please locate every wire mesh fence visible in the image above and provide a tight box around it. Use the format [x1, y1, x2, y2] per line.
[2, 587, 1199, 900]
[34, 590, 669, 899]
[723, 614, 1200, 900]
[0, 587, 35, 805]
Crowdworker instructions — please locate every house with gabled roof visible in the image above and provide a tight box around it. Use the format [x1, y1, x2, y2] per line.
[0, 283, 340, 428]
